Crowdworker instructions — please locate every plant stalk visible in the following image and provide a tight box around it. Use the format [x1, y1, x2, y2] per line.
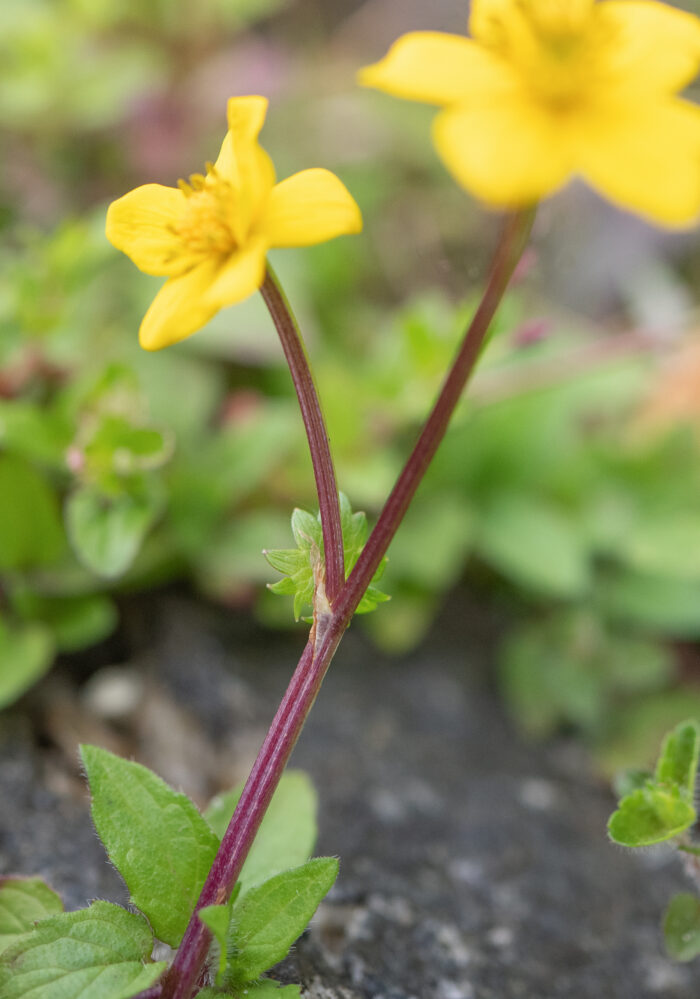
[161, 207, 534, 999]
[260, 265, 345, 605]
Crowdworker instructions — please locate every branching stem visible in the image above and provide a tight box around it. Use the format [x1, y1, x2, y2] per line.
[160, 207, 535, 999]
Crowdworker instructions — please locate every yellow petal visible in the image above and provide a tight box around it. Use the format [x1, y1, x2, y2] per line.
[204, 237, 268, 309]
[213, 96, 276, 242]
[596, 1, 700, 96]
[139, 259, 223, 350]
[359, 31, 518, 105]
[469, 0, 595, 43]
[106, 184, 188, 276]
[574, 98, 700, 228]
[433, 99, 572, 207]
[260, 169, 362, 248]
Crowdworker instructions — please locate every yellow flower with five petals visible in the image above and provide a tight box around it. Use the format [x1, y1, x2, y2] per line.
[360, 0, 700, 226]
[106, 96, 362, 350]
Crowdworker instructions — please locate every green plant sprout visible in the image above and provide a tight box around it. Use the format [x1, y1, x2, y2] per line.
[2, 2, 700, 997]
[608, 719, 700, 962]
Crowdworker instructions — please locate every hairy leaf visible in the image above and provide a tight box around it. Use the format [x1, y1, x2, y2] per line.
[655, 720, 700, 798]
[81, 745, 219, 947]
[608, 785, 696, 847]
[226, 858, 338, 986]
[0, 878, 63, 955]
[0, 900, 165, 999]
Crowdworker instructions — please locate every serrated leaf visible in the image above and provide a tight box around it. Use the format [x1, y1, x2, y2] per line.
[263, 550, 304, 575]
[226, 858, 338, 986]
[0, 900, 166, 999]
[655, 720, 700, 797]
[81, 745, 219, 947]
[205, 771, 317, 892]
[0, 619, 54, 709]
[0, 878, 63, 955]
[66, 487, 159, 578]
[290, 509, 321, 549]
[608, 785, 696, 847]
[267, 495, 388, 621]
[664, 893, 700, 961]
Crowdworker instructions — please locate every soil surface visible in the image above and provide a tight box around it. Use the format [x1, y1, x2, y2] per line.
[0, 592, 695, 998]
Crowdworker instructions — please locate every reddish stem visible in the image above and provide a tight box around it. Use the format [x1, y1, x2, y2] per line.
[160, 208, 534, 999]
[260, 266, 345, 605]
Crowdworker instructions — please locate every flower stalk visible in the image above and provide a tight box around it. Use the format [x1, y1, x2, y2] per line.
[160, 206, 535, 999]
[259, 266, 345, 605]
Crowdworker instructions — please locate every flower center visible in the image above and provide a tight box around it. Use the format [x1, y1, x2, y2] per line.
[477, 0, 611, 110]
[175, 168, 237, 256]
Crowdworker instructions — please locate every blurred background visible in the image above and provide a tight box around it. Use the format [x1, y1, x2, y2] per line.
[1, 0, 700, 773]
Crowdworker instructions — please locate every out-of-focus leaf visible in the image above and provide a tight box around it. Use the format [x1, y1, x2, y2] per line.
[66, 486, 161, 578]
[476, 492, 590, 599]
[664, 894, 700, 961]
[0, 454, 65, 570]
[0, 619, 54, 709]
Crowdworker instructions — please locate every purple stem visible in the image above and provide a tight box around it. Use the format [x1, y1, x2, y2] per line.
[160, 207, 534, 999]
[260, 266, 345, 605]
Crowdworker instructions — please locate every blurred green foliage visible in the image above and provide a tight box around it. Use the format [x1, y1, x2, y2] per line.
[1, 0, 700, 772]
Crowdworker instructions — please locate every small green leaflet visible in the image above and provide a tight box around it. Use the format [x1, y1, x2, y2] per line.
[664, 893, 700, 961]
[608, 719, 700, 848]
[205, 771, 317, 892]
[265, 494, 389, 621]
[225, 858, 338, 987]
[0, 900, 166, 999]
[655, 720, 700, 797]
[81, 745, 219, 947]
[0, 878, 63, 955]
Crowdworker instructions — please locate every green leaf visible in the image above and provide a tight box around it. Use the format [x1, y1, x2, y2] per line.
[81, 745, 219, 947]
[608, 785, 696, 847]
[199, 903, 232, 983]
[598, 570, 700, 638]
[205, 771, 317, 892]
[0, 878, 63, 955]
[664, 894, 700, 961]
[476, 492, 590, 599]
[655, 720, 700, 797]
[0, 454, 64, 570]
[66, 487, 160, 578]
[226, 858, 338, 986]
[11, 592, 117, 654]
[0, 619, 54, 709]
[0, 900, 166, 999]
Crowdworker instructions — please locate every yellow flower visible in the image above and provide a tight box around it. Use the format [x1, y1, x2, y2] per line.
[106, 96, 362, 350]
[360, 0, 700, 226]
